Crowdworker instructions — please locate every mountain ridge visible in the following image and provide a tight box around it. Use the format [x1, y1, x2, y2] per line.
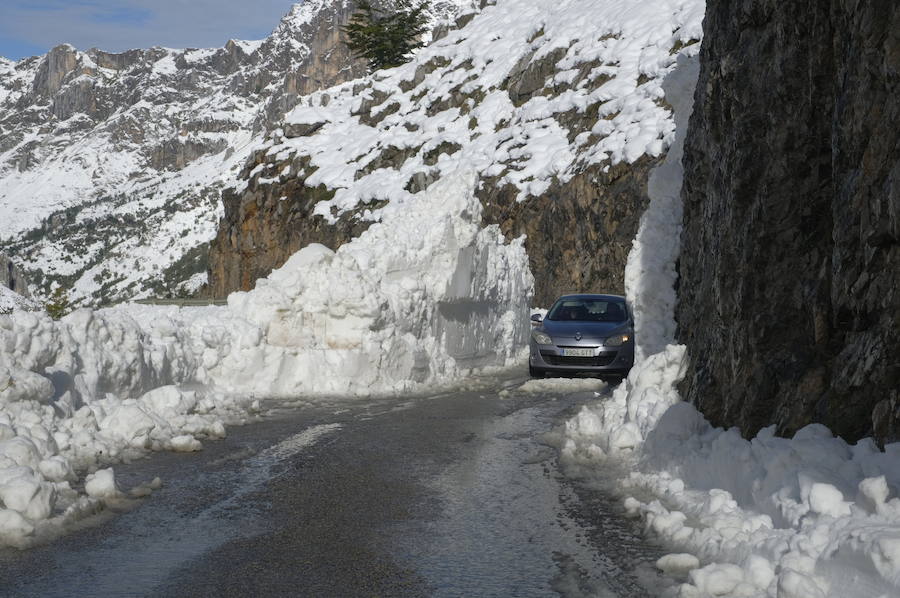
[0, 1, 369, 306]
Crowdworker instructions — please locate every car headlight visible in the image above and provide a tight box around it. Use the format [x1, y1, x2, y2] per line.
[532, 330, 553, 345]
[604, 333, 631, 347]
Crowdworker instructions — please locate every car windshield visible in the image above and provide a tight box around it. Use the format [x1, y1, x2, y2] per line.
[546, 298, 628, 322]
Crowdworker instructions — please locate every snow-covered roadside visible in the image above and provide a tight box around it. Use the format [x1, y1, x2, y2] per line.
[559, 54, 900, 598]
[0, 171, 531, 547]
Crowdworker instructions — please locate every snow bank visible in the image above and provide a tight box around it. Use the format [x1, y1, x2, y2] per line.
[0, 171, 530, 546]
[0, 306, 249, 546]
[513, 378, 607, 395]
[225, 170, 531, 396]
[559, 53, 900, 598]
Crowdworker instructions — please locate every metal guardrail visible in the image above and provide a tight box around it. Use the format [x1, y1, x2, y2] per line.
[134, 298, 228, 307]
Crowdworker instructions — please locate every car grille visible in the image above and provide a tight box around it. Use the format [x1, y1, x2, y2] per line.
[540, 351, 617, 367]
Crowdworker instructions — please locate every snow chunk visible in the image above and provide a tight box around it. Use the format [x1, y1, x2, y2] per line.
[84, 468, 119, 498]
[0, 367, 54, 403]
[170, 435, 202, 452]
[688, 563, 746, 596]
[0, 470, 55, 520]
[656, 552, 699, 575]
[0, 509, 34, 545]
[808, 483, 852, 518]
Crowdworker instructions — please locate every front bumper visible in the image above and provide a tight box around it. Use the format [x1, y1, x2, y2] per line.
[529, 340, 634, 375]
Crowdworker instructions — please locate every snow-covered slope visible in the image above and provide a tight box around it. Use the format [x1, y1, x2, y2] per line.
[210, 0, 704, 301]
[0, 1, 368, 306]
[0, 287, 40, 314]
[272, 0, 702, 216]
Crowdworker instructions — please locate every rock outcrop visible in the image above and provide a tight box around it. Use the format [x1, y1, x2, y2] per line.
[677, 0, 900, 442]
[208, 152, 373, 295]
[479, 158, 654, 307]
[0, 253, 30, 298]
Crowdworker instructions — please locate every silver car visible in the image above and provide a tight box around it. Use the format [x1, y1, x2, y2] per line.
[529, 294, 635, 378]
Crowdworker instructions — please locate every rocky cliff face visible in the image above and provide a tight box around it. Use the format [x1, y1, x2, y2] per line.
[0, 253, 30, 298]
[0, 1, 367, 306]
[478, 158, 654, 306]
[209, 151, 372, 295]
[209, 1, 703, 305]
[677, 0, 900, 442]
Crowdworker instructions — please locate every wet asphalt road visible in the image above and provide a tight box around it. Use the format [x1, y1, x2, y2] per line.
[0, 375, 665, 597]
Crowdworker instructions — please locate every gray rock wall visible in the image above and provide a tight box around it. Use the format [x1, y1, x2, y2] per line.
[0, 253, 31, 298]
[677, 0, 900, 442]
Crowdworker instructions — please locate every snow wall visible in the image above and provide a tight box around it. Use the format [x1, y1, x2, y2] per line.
[561, 54, 900, 598]
[0, 171, 531, 545]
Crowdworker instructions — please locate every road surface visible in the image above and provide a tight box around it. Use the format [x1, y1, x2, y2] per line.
[0, 374, 667, 597]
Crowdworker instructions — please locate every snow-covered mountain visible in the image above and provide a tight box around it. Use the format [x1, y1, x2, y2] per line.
[210, 0, 703, 305]
[0, 1, 370, 306]
[3, 1, 900, 596]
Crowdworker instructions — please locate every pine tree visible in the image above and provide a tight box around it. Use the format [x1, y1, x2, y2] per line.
[45, 286, 71, 320]
[343, 0, 431, 72]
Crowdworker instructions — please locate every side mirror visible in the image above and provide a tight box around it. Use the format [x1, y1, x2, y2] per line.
[530, 313, 543, 326]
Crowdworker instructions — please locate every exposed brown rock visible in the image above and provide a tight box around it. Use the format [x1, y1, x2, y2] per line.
[480, 157, 656, 307]
[207, 153, 374, 296]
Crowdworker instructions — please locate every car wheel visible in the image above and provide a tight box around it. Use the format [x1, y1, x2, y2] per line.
[528, 364, 544, 378]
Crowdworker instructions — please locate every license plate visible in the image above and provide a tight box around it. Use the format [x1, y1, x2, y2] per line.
[561, 348, 593, 357]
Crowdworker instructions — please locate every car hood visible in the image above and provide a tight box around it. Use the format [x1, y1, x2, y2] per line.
[539, 319, 630, 342]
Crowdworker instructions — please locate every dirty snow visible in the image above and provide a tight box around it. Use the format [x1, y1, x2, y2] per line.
[514, 378, 607, 395]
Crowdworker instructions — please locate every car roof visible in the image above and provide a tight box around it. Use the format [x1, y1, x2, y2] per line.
[555, 293, 626, 301]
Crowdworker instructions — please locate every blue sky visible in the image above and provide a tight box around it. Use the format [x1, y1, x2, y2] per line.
[0, 0, 301, 60]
